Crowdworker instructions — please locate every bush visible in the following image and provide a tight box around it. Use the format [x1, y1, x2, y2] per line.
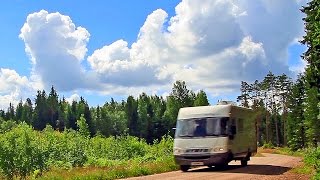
[262, 142, 275, 149]
[304, 148, 320, 179]
[0, 123, 48, 179]
[305, 148, 320, 171]
[0, 124, 175, 179]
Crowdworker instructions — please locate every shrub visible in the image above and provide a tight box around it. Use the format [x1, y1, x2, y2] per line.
[262, 142, 275, 149]
[0, 123, 176, 179]
[0, 123, 48, 179]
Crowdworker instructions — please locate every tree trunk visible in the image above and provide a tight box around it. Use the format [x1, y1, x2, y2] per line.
[275, 117, 279, 146]
[266, 111, 269, 143]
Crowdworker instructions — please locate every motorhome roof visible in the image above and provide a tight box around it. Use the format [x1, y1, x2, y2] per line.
[177, 105, 233, 120]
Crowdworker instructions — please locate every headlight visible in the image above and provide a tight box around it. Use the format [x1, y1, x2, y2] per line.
[211, 147, 226, 152]
[173, 148, 183, 155]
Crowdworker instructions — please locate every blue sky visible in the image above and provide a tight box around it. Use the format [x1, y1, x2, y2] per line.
[0, 0, 307, 109]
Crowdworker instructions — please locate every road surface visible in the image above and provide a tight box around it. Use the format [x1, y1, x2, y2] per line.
[122, 153, 309, 180]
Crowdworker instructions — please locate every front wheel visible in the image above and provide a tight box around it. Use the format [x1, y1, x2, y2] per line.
[180, 165, 190, 172]
[215, 163, 228, 170]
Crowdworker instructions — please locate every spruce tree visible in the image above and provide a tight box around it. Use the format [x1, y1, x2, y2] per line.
[287, 75, 306, 150]
[301, 1, 320, 147]
[194, 90, 209, 106]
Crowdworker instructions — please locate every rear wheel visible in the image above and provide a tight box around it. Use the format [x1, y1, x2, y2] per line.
[180, 165, 190, 172]
[241, 159, 248, 166]
[241, 151, 251, 166]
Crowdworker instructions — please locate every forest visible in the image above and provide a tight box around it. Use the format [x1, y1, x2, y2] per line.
[0, 0, 320, 179]
[0, 80, 209, 143]
[0, 69, 318, 149]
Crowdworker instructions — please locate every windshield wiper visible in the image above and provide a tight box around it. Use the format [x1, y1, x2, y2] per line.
[178, 135, 194, 137]
[206, 134, 220, 136]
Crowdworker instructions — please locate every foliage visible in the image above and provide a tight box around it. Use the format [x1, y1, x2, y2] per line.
[0, 123, 48, 179]
[301, 0, 320, 148]
[194, 90, 210, 106]
[237, 72, 293, 146]
[0, 81, 210, 145]
[304, 148, 320, 175]
[0, 123, 176, 179]
[262, 142, 275, 149]
[76, 114, 90, 137]
[287, 74, 306, 150]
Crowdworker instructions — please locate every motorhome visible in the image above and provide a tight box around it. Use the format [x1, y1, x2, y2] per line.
[173, 101, 257, 172]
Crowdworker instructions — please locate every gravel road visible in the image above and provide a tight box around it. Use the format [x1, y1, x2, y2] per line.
[122, 153, 310, 180]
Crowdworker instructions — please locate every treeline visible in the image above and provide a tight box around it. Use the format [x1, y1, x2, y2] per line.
[237, 72, 292, 147]
[237, 1, 320, 150]
[238, 71, 319, 150]
[0, 81, 209, 143]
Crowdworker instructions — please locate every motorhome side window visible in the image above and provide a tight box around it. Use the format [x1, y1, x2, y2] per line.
[238, 118, 244, 132]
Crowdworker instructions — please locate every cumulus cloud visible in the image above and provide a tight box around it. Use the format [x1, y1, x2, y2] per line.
[88, 10, 170, 86]
[87, 0, 302, 95]
[19, 10, 98, 91]
[0, 68, 40, 109]
[236, 0, 304, 70]
[66, 93, 81, 104]
[0, 0, 303, 109]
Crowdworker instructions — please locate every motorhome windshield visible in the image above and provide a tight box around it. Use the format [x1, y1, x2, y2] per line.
[175, 117, 229, 138]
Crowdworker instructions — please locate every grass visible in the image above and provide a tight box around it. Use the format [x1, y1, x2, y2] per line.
[257, 147, 305, 157]
[258, 146, 318, 179]
[36, 157, 179, 180]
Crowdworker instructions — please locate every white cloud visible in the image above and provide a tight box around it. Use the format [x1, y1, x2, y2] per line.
[66, 93, 81, 104]
[88, 9, 170, 86]
[19, 10, 96, 91]
[86, 0, 303, 97]
[166, 0, 245, 56]
[0, 0, 304, 109]
[0, 68, 40, 110]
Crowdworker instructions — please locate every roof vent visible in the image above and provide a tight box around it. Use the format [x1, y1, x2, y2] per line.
[217, 100, 237, 106]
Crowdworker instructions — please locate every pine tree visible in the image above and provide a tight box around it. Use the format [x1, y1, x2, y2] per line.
[301, 1, 320, 147]
[15, 100, 23, 123]
[67, 100, 77, 130]
[33, 90, 48, 130]
[237, 81, 251, 108]
[194, 90, 209, 106]
[137, 93, 150, 139]
[150, 95, 167, 141]
[47, 86, 59, 129]
[21, 98, 33, 125]
[126, 96, 138, 136]
[163, 80, 195, 132]
[5, 103, 15, 121]
[287, 74, 306, 150]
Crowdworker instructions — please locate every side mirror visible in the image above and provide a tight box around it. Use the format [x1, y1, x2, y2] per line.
[228, 125, 236, 140]
[231, 126, 236, 134]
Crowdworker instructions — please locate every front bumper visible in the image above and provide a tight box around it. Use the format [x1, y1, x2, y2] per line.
[174, 152, 230, 166]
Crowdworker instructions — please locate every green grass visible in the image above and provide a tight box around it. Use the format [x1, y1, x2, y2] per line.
[37, 157, 179, 180]
[291, 164, 314, 175]
[259, 146, 319, 179]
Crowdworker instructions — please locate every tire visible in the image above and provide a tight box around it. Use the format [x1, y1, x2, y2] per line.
[215, 163, 228, 170]
[241, 151, 251, 166]
[241, 159, 248, 166]
[180, 165, 190, 172]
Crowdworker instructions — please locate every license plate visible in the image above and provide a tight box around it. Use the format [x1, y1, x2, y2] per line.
[191, 162, 204, 165]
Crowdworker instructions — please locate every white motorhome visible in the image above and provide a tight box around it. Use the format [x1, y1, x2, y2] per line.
[173, 101, 257, 172]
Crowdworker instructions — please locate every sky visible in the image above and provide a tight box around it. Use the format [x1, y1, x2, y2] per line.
[0, 0, 307, 110]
